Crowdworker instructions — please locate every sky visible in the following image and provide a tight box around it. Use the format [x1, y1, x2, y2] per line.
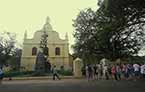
[0, 0, 98, 53]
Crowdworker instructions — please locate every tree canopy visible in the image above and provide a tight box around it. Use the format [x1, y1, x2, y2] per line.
[0, 32, 19, 68]
[73, 0, 145, 63]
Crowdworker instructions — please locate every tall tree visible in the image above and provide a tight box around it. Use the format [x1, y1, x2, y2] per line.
[8, 48, 22, 71]
[0, 32, 17, 68]
[40, 30, 48, 57]
[102, 0, 145, 60]
[73, 0, 145, 63]
[73, 8, 100, 63]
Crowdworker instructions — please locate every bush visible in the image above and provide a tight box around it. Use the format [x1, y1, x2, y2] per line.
[57, 69, 73, 76]
[4, 71, 34, 77]
[31, 72, 52, 76]
[3, 69, 73, 77]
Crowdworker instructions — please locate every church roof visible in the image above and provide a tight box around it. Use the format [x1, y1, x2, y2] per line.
[32, 17, 65, 42]
[42, 16, 53, 31]
[24, 17, 68, 44]
[33, 30, 60, 41]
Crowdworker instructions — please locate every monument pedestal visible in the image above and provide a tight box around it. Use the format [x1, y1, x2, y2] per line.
[35, 51, 46, 73]
[73, 58, 83, 78]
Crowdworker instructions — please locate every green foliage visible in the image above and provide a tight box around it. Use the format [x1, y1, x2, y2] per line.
[0, 32, 20, 68]
[58, 69, 73, 76]
[31, 71, 51, 76]
[4, 71, 34, 77]
[7, 49, 22, 71]
[73, 0, 145, 63]
[4, 69, 73, 77]
[40, 30, 48, 56]
[72, 8, 100, 64]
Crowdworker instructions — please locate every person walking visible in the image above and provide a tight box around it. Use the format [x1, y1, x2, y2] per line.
[107, 64, 112, 80]
[93, 64, 99, 80]
[87, 64, 93, 81]
[100, 64, 104, 80]
[0, 67, 4, 84]
[111, 65, 117, 80]
[124, 64, 129, 80]
[133, 63, 140, 81]
[127, 64, 134, 79]
[104, 65, 109, 80]
[52, 65, 61, 80]
[85, 65, 89, 79]
[98, 64, 101, 80]
[116, 64, 121, 80]
[121, 63, 126, 80]
[143, 64, 145, 79]
[140, 63, 145, 79]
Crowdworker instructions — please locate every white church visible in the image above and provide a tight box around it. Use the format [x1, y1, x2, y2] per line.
[21, 17, 73, 71]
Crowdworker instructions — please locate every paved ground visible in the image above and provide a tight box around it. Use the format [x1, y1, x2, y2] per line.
[0, 79, 145, 92]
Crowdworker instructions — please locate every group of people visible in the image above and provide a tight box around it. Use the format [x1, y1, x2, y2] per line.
[1, 62, 145, 83]
[83, 62, 145, 81]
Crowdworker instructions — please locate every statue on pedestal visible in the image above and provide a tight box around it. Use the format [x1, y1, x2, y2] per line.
[35, 49, 46, 73]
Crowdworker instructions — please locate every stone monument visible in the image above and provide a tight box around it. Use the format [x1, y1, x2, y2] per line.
[35, 49, 46, 73]
[73, 58, 83, 78]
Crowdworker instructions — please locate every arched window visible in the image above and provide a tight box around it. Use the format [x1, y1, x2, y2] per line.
[32, 47, 37, 56]
[55, 47, 60, 55]
[44, 47, 49, 56]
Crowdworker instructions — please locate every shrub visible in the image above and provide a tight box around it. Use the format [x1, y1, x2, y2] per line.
[58, 69, 73, 76]
[4, 71, 34, 77]
[3, 69, 73, 77]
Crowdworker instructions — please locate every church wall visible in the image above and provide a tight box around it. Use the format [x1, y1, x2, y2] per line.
[21, 42, 71, 70]
[22, 44, 39, 56]
[49, 57, 70, 69]
[21, 56, 36, 71]
[47, 43, 70, 69]
[21, 43, 39, 70]
[48, 44, 67, 57]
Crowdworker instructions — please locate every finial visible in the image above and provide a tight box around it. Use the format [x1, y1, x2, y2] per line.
[65, 32, 68, 40]
[43, 16, 52, 31]
[46, 16, 50, 24]
[24, 30, 27, 39]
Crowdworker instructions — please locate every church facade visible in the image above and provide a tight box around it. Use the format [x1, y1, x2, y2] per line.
[21, 17, 72, 71]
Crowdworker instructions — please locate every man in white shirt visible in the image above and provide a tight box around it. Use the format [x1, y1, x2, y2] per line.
[133, 63, 140, 80]
[143, 66, 145, 79]
[140, 64, 145, 75]
[140, 63, 145, 79]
